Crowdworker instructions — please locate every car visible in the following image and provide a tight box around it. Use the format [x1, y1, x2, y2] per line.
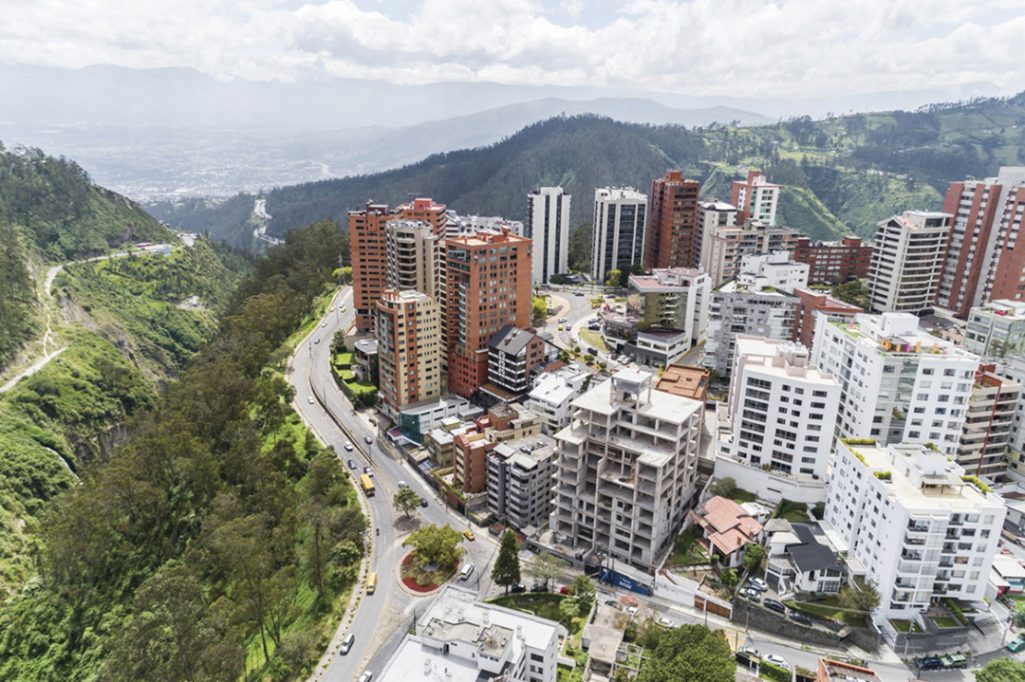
[459, 563, 475, 580]
[739, 646, 760, 658]
[626, 606, 639, 618]
[586, 347, 598, 356]
[656, 616, 674, 628]
[559, 318, 568, 324]
[763, 598, 787, 614]
[916, 656, 941, 671]
[347, 459, 356, 469]
[419, 497, 428, 508]
[397, 481, 408, 488]
[314, 337, 320, 344]
[321, 321, 327, 327]
[364, 436, 373, 445]
[787, 611, 812, 626]
[763, 653, 789, 669]
[510, 584, 527, 593]
[340, 633, 355, 655]
[746, 577, 768, 592]
[557, 324, 564, 331]
[340, 305, 347, 312]
[1007, 637, 1025, 653]
[463, 529, 476, 542]
[307, 396, 315, 405]
[363, 466, 373, 476]
[344, 441, 354, 451]
[604, 599, 619, 608]
[531, 584, 548, 593]
[357, 673, 373, 682]
[574, 291, 585, 296]
[559, 585, 575, 595]
[739, 587, 761, 602]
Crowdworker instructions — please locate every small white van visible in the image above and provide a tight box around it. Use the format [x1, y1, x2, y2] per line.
[459, 562, 475, 581]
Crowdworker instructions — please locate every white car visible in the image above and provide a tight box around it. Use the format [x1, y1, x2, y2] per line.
[344, 441, 354, 451]
[626, 606, 639, 618]
[764, 654, 789, 669]
[313, 337, 320, 344]
[656, 616, 674, 628]
[307, 396, 315, 405]
[747, 577, 768, 592]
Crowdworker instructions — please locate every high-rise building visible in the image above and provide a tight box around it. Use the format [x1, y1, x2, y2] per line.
[592, 187, 647, 284]
[627, 267, 710, 351]
[731, 170, 781, 225]
[374, 289, 442, 418]
[349, 198, 448, 331]
[527, 186, 571, 284]
[697, 200, 738, 272]
[550, 369, 703, 570]
[719, 336, 840, 484]
[792, 287, 862, 349]
[965, 299, 1025, 359]
[866, 211, 950, 315]
[955, 364, 1021, 480]
[444, 229, 532, 398]
[824, 441, 1005, 623]
[811, 313, 980, 456]
[936, 167, 1025, 318]
[385, 220, 440, 297]
[644, 171, 701, 270]
[487, 434, 557, 531]
[792, 236, 873, 285]
[704, 219, 802, 288]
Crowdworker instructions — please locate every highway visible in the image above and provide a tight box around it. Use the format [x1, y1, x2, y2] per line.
[288, 287, 499, 681]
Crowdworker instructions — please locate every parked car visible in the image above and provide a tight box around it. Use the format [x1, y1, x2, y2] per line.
[307, 396, 315, 404]
[788, 611, 812, 626]
[340, 633, 355, 655]
[656, 616, 674, 628]
[347, 459, 356, 469]
[916, 656, 942, 670]
[357, 672, 373, 682]
[763, 653, 789, 669]
[419, 497, 428, 508]
[739, 587, 761, 602]
[321, 321, 327, 328]
[1008, 637, 1025, 653]
[344, 441, 354, 451]
[559, 585, 575, 595]
[604, 599, 619, 608]
[763, 598, 787, 614]
[747, 577, 768, 592]
[739, 646, 759, 658]
[531, 584, 547, 593]
[313, 338, 320, 344]
[510, 584, 527, 593]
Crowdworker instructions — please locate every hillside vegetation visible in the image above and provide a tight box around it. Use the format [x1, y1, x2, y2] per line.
[151, 93, 1025, 252]
[1, 221, 362, 682]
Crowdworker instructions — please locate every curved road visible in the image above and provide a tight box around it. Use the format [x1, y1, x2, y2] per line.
[289, 287, 499, 681]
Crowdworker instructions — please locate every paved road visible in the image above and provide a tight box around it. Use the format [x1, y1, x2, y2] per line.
[289, 287, 499, 681]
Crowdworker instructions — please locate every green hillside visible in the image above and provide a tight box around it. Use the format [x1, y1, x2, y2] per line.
[151, 92, 1025, 251]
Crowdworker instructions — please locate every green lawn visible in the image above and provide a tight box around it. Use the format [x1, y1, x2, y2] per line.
[579, 329, 609, 353]
[335, 352, 354, 367]
[669, 527, 709, 567]
[786, 598, 844, 623]
[491, 593, 569, 624]
[932, 616, 961, 629]
[731, 488, 757, 504]
[890, 619, 918, 633]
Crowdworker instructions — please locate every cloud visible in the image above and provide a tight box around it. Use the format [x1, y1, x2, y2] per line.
[2, 0, 1024, 97]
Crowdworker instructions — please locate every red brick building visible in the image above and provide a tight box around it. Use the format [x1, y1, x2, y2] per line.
[644, 170, 701, 270]
[792, 288, 862, 349]
[793, 236, 872, 285]
[444, 229, 532, 398]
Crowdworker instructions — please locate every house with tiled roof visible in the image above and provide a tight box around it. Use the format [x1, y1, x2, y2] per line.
[687, 495, 764, 568]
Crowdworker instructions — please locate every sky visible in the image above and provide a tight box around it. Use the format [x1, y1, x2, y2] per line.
[4, 0, 1025, 99]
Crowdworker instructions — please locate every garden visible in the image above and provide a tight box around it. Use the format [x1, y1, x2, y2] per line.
[400, 525, 463, 593]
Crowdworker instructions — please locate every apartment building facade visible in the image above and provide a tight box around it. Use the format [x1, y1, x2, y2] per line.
[792, 236, 873, 285]
[705, 220, 801, 288]
[627, 267, 711, 343]
[527, 186, 571, 285]
[374, 289, 442, 418]
[485, 325, 558, 399]
[811, 313, 980, 457]
[867, 211, 950, 315]
[955, 365, 1021, 480]
[965, 299, 1025, 359]
[487, 434, 557, 530]
[444, 229, 532, 398]
[697, 200, 738, 272]
[525, 365, 591, 435]
[592, 187, 647, 284]
[792, 287, 862, 349]
[824, 442, 1005, 622]
[644, 170, 701, 270]
[731, 170, 781, 225]
[550, 369, 703, 570]
[385, 219, 440, 297]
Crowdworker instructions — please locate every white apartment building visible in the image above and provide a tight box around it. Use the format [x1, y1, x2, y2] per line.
[715, 336, 840, 502]
[447, 210, 525, 237]
[525, 365, 592, 435]
[527, 186, 571, 284]
[811, 313, 980, 457]
[377, 585, 566, 682]
[550, 369, 703, 570]
[965, 299, 1025, 359]
[386, 220, 440, 298]
[592, 187, 647, 284]
[624, 267, 711, 367]
[487, 434, 557, 530]
[705, 219, 801, 288]
[824, 441, 1005, 623]
[955, 366, 1020, 480]
[867, 211, 950, 315]
[703, 260, 802, 376]
[732, 170, 781, 226]
[698, 200, 738, 271]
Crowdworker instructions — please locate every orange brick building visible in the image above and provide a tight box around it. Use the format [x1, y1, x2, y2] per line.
[444, 229, 532, 398]
[349, 198, 448, 331]
[644, 170, 701, 270]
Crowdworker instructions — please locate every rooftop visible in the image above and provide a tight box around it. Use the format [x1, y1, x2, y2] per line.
[971, 299, 1025, 320]
[527, 365, 590, 406]
[571, 370, 703, 425]
[785, 523, 842, 574]
[690, 496, 763, 556]
[818, 658, 882, 682]
[489, 324, 541, 355]
[491, 433, 557, 469]
[734, 335, 837, 385]
[830, 313, 975, 359]
[655, 365, 709, 401]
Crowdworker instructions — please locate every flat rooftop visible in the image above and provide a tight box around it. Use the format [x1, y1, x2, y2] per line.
[656, 365, 709, 401]
[377, 637, 482, 682]
[572, 373, 702, 425]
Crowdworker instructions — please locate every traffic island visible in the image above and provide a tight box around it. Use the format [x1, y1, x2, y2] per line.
[398, 552, 455, 596]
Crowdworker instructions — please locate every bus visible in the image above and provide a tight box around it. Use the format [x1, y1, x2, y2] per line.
[366, 572, 377, 594]
[359, 474, 375, 497]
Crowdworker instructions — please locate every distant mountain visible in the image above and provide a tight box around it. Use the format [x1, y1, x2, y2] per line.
[153, 91, 1025, 255]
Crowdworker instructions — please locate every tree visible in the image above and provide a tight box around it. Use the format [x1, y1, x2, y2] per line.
[719, 568, 739, 591]
[743, 544, 766, 572]
[337, 266, 352, 284]
[492, 530, 522, 593]
[636, 624, 735, 682]
[393, 486, 420, 519]
[838, 581, 880, 615]
[707, 477, 737, 498]
[605, 269, 622, 287]
[532, 296, 549, 323]
[831, 278, 871, 310]
[976, 657, 1025, 681]
[1014, 601, 1025, 628]
[527, 552, 566, 590]
[559, 595, 580, 625]
[403, 524, 464, 569]
[572, 574, 595, 613]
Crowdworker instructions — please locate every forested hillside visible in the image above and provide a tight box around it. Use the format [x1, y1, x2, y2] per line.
[150, 92, 1025, 254]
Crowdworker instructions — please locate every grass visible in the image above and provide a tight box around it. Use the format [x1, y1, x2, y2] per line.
[579, 329, 609, 353]
[731, 488, 757, 504]
[669, 526, 709, 567]
[890, 619, 918, 633]
[785, 598, 844, 623]
[777, 499, 810, 522]
[335, 352, 354, 368]
[932, 616, 962, 629]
